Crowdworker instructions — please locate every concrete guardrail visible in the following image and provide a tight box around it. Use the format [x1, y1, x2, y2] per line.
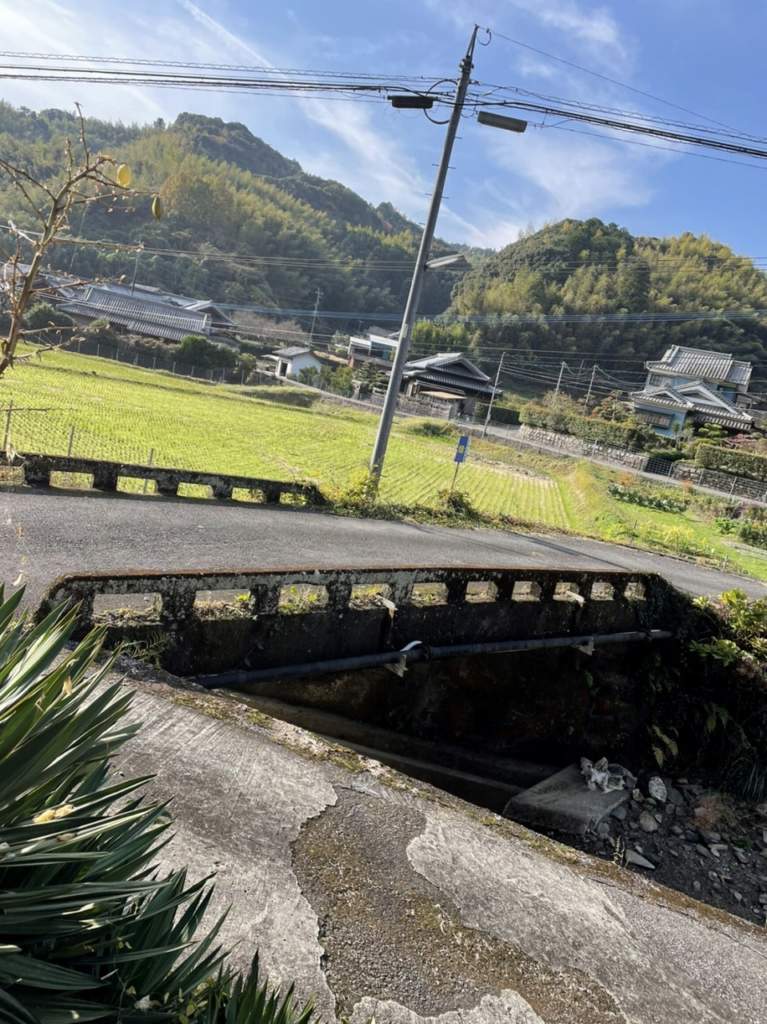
[38, 565, 682, 677]
[2, 451, 325, 506]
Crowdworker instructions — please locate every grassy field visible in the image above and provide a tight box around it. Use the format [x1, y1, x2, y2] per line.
[3, 346, 767, 582]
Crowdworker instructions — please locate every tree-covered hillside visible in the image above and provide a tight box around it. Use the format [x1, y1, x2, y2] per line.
[2, 103, 766, 376]
[421, 218, 767, 375]
[0, 103, 456, 329]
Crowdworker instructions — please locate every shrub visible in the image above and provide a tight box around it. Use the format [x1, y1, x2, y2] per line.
[405, 419, 457, 439]
[520, 402, 656, 450]
[24, 301, 73, 334]
[83, 317, 119, 346]
[607, 483, 689, 513]
[179, 334, 237, 369]
[738, 521, 767, 550]
[436, 487, 478, 518]
[0, 585, 316, 1023]
[696, 442, 767, 483]
[474, 403, 519, 426]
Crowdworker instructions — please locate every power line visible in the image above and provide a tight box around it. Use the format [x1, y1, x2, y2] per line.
[486, 28, 750, 135]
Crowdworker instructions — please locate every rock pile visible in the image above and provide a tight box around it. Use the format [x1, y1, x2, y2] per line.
[579, 777, 767, 923]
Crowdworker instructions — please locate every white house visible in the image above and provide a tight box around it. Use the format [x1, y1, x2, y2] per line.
[270, 346, 323, 380]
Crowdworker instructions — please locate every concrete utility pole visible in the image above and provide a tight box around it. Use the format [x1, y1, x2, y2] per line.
[309, 288, 322, 346]
[554, 360, 566, 397]
[369, 27, 480, 486]
[481, 351, 506, 438]
[585, 363, 597, 405]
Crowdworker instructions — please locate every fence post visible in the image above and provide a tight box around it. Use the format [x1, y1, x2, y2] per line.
[172, 361, 176, 375]
[96, 343, 100, 358]
[143, 447, 154, 494]
[191, 366, 195, 378]
[67, 425, 75, 457]
[152, 355, 157, 369]
[2, 400, 12, 455]
[240, 368, 245, 385]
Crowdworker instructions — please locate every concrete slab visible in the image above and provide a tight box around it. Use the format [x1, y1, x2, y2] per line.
[114, 675, 767, 1024]
[504, 763, 630, 835]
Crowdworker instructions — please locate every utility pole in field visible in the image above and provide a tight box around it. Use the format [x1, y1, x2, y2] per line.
[368, 26, 527, 489]
[481, 351, 506, 438]
[309, 288, 322, 346]
[585, 363, 598, 405]
[554, 360, 566, 396]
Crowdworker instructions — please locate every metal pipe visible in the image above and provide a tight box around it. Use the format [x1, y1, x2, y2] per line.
[197, 628, 673, 690]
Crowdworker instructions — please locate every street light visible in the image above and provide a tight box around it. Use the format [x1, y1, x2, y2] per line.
[368, 28, 528, 488]
[425, 253, 469, 271]
[390, 95, 434, 109]
[477, 110, 528, 133]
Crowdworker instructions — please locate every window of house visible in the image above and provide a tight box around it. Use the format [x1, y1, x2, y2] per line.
[639, 411, 673, 428]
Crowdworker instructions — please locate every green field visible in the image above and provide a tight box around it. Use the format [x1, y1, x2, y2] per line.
[3, 347, 767, 581]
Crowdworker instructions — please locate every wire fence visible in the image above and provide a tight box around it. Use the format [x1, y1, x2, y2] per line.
[64, 337, 252, 385]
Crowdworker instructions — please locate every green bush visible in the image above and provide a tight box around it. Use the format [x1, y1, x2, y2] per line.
[83, 317, 119, 346]
[474, 403, 519, 426]
[520, 402, 655, 450]
[405, 418, 457, 439]
[696, 442, 767, 483]
[738, 521, 767, 549]
[0, 586, 316, 1023]
[179, 335, 237, 370]
[644, 447, 685, 463]
[608, 483, 689, 513]
[24, 302, 73, 334]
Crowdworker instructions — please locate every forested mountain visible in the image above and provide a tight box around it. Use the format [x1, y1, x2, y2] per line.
[1, 102, 766, 376]
[0, 103, 458, 329]
[414, 218, 767, 375]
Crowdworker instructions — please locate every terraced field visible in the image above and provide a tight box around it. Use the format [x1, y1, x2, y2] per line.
[4, 347, 767, 579]
[2, 349, 569, 527]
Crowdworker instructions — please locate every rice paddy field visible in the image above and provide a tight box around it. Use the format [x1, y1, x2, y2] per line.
[3, 346, 767, 582]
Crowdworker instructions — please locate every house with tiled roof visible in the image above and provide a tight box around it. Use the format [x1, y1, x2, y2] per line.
[631, 345, 754, 435]
[401, 352, 497, 417]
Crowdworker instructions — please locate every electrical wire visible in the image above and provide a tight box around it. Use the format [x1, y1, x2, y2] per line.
[486, 28, 751, 136]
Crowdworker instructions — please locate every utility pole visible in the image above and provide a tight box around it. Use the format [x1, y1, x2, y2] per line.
[554, 360, 566, 397]
[481, 352, 506, 438]
[309, 288, 322, 346]
[585, 363, 597, 405]
[369, 26, 480, 486]
[130, 246, 142, 295]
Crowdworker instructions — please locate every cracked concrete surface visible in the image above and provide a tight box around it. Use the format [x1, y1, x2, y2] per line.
[115, 678, 767, 1024]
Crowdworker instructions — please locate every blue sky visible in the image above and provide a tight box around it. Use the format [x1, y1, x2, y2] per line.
[1, 0, 765, 254]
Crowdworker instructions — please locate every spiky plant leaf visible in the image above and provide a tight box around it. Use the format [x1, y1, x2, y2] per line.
[0, 587, 318, 1023]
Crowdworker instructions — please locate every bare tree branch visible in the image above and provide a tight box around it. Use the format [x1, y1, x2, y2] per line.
[0, 111, 144, 378]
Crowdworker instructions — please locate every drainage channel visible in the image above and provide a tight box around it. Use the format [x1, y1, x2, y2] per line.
[219, 685, 562, 814]
[206, 660, 767, 930]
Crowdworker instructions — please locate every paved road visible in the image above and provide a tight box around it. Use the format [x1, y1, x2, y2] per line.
[1, 487, 764, 608]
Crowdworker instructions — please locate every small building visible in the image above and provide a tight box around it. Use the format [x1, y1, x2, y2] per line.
[401, 352, 496, 417]
[348, 330, 398, 369]
[631, 345, 754, 435]
[269, 346, 323, 380]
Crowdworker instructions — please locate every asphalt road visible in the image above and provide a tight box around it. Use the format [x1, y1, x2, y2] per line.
[2, 486, 764, 608]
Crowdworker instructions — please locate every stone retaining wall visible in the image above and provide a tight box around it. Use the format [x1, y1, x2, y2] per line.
[671, 461, 767, 502]
[518, 425, 649, 471]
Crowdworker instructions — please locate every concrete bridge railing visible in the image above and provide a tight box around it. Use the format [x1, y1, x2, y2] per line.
[2, 452, 325, 506]
[38, 565, 682, 677]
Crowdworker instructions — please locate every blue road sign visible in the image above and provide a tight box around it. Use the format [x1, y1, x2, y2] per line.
[454, 435, 470, 463]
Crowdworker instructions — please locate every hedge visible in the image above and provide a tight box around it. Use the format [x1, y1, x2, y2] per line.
[519, 403, 655, 450]
[475, 402, 520, 426]
[696, 442, 767, 483]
